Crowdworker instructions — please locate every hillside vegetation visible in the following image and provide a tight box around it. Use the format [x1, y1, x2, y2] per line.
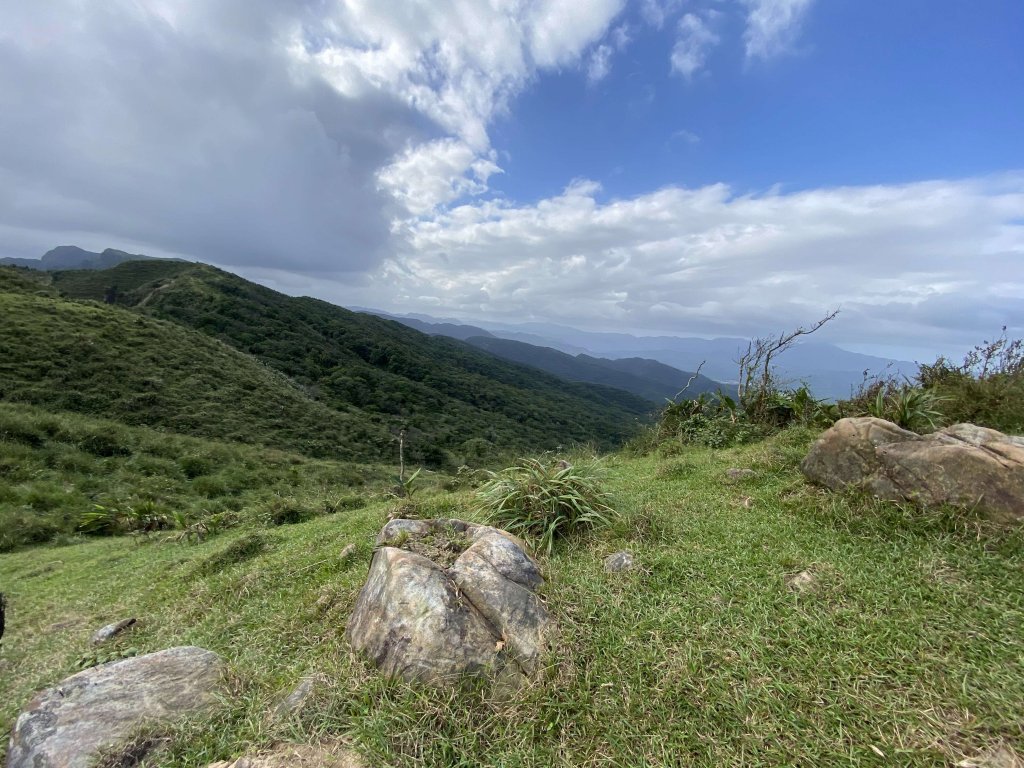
[1, 431, 1020, 766]
[0, 274, 390, 461]
[51, 261, 651, 463]
[0, 402, 391, 552]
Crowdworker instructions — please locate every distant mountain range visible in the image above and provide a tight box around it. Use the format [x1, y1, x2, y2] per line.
[370, 313, 921, 401]
[8, 246, 919, 404]
[364, 310, 720, 403]
[0, 245, 160, 271]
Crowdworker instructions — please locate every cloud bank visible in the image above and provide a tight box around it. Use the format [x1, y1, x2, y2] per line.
[336, 174, 1024, 356]
[1, 0, 1020, 359]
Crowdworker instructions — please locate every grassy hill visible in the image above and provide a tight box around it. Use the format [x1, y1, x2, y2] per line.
[51, 261, 652, 463]
[465, 335, 722, 403]
[0, 402, 389, 551]
[1, 429, 1020, 766]
[0, 270, 390, 461]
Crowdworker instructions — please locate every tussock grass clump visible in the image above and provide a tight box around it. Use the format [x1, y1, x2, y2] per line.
[196, 532, 277, 575]
[475, 457, 615, 554]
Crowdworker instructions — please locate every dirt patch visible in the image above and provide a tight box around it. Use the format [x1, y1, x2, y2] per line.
[397, 523, 471, 569]
[207, 741, 367, 768]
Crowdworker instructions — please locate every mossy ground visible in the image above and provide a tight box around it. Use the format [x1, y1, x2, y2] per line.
[1, 429, 1022, 766]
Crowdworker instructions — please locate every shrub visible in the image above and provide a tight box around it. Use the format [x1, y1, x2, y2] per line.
[475, 458, 615, 554]
[262, 496, 318, 526]
[867, 387, 945, 432]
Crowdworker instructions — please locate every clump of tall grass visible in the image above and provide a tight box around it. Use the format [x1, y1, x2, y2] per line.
[475, 457, 615, 554]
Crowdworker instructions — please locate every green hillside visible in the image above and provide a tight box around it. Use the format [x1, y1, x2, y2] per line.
[2, 431, 1021, 766]
[0, 269, 390, 461]
[0, 402, 388, 551]
[52, 261, 652, 463]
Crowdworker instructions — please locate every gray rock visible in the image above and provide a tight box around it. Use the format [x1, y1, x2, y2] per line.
[801, 417, 1024, 524]
[346, 519, 553, 688]
[90, 617, 137, 645]
[725, 468, 755, 482]
[271, 676, 318, 720]
[603, 551, 635, 573]
[7, 646, 225, 768]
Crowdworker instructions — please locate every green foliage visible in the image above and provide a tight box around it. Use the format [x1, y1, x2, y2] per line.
[0, 402, 389, 551]
[195, 532, 276, 575]
[867, 386, 945, 432]
[475, 457, 615, 554]
[0, 274, 391, 461]
[654, 391, 768, 449]
[917, 329, 1024, 433]
[48, 261, 648, 461]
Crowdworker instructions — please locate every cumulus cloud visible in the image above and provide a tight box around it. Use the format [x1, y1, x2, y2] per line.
[670, 13, 721, 79]
[338, 174, 1024, 353]
[0, 0, 623, 267]
[742, 0, 816, 60]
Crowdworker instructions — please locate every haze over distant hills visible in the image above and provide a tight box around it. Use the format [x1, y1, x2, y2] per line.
[0, 245, 160, 271]
[372, 312, 921, 401]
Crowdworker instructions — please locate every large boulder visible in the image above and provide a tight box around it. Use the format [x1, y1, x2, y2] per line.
[7, 646, 225, 768]
[346, 519, 553, 688]
[801, 417, 1024, 523]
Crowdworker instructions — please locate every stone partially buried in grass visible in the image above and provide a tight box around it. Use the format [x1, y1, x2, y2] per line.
[7, 646, 225, 768]
[801, 417, 1024, 524]
[346, 519, 553, 689]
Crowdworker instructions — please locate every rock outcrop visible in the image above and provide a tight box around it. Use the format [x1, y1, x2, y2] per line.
[7, 646, 225, 768]
[801, 417, 1024, 523]
[346, 519, 553, 688]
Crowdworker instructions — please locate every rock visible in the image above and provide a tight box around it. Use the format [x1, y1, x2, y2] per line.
[91, 617, 137, 645]
[800, 417, 1024, 524]
[339, 543, 356, 560]
[785, 569, 817, 592]
[603, 551, 635, 573]
[271, 676, 319, 720]
[207, 742, 367, 768]
[346, 519, 553, 688]
[7, 646, 225, 768]
[725, 468, 755, 482]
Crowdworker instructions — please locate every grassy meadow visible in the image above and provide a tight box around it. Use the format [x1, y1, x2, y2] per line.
[2, 428, 1021, 766]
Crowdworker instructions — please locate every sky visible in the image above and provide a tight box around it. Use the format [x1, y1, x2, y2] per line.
[1, 0, 1022, 361]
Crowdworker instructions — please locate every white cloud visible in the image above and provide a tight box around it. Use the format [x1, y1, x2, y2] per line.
[742, 0, 816, 60]
[0, 0, 626, 262]
[587, 45, 615, 84]
[671, 129, 701, 144]
[670, 13, 720, 79]
[377, 140, 501, 217]
[340, 174, 1024, 353]
[640, 0, 684, 29]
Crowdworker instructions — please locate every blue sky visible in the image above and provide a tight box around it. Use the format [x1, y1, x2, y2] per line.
[1, 0, 1022, 361]
[493, 1, 1024, 200]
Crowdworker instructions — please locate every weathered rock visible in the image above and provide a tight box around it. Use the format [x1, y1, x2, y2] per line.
[207, 742, 367, 768]
[800, 417, 1024, 523]
[785, 569, 817, 592]
[6, 646, 225, 768]
[603, 551, 635, 573]
[271, 676, 319, 720]
[725, 468, 755, 482]
[346, 519, 553, 688]
[91, 617, 137, 645]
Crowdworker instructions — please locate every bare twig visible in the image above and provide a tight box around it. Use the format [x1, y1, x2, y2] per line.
[672, 360, 706, 401]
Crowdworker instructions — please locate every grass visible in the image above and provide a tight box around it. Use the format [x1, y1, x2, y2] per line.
[1, 428, 1022, 766]
[0, 402, 393, 551]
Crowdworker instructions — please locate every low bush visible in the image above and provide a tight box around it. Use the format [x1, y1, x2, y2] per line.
[475, 457, 615, 554]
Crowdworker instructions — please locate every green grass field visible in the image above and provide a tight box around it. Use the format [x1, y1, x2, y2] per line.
[2, 428, 1021, 766]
